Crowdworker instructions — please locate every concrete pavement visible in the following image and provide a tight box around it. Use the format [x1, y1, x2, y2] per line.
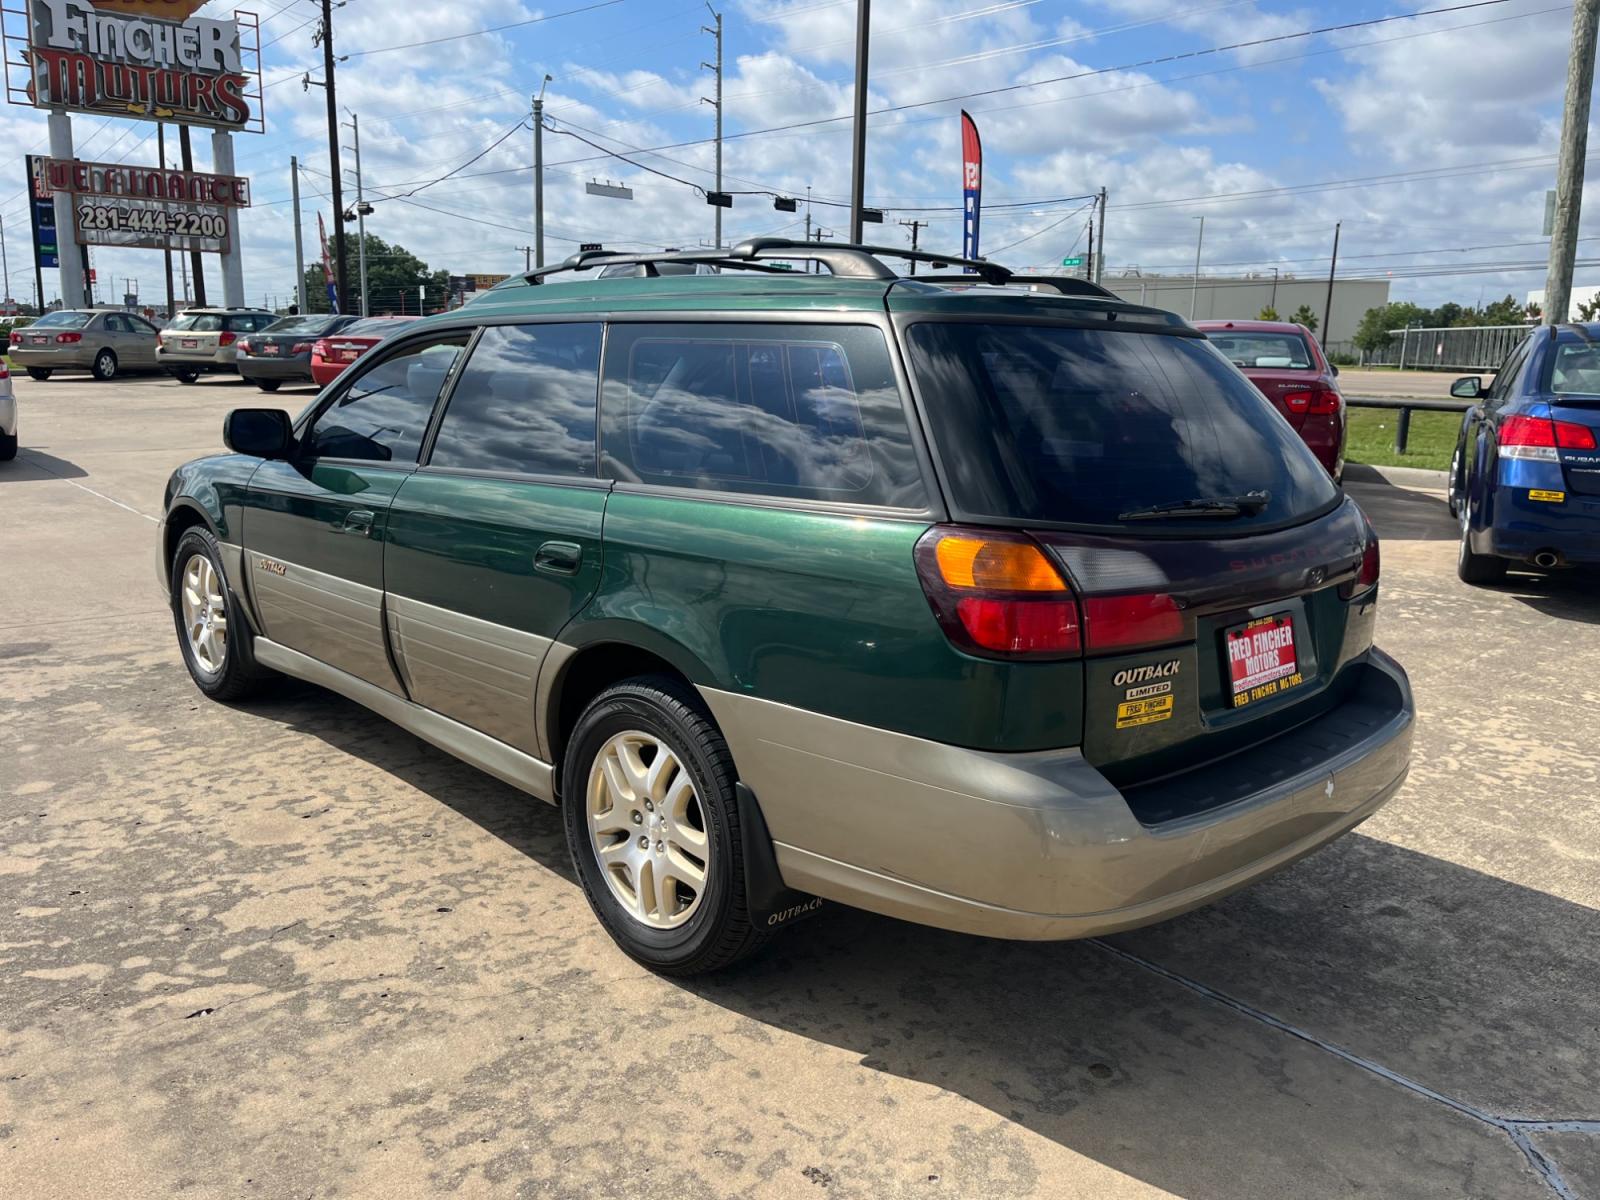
[2, 374, 1598, 1199]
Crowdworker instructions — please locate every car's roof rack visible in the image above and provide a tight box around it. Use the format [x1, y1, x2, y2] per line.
[512, 237, 1116, 296]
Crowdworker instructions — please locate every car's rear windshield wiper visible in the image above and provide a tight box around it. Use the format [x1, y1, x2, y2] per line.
[1118, 491, 1270, 521]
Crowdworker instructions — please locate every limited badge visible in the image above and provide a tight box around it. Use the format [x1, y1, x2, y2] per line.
[1116, 694, 1174, 729]
[1528, 490, 1566, 503]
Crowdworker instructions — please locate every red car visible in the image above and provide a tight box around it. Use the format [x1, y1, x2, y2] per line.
[309, 315, 421, 387]
[1195, 320, 1345, 480]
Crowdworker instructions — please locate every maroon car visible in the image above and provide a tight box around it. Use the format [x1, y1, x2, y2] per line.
[1196, 320, 1345, 480]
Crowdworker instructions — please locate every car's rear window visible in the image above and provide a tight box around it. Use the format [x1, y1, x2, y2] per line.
[170, 313, 222, 331]
[1546, 340, 1600, 397]
[904, 322, 1339, 532]
[1204, 329, 1314, 370]
[343, 317, 419, 337]
[265, 316, 344, 336]
[30, 311, 92, 329]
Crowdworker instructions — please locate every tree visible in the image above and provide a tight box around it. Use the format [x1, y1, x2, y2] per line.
[1427, 302, 1464, 328]
[1480, 294, 1526, 326]
[1353, 301, 1428, 353]
[1256, 305, 1280, 321]
[1290, 304, 1318, 332]
[1524, 300, 1542, 322]
[299, 232, 453, 315]
[1578, 295, 1600, 322]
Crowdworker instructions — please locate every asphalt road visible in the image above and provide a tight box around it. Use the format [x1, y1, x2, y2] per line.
[3, 373, 1598, 1200]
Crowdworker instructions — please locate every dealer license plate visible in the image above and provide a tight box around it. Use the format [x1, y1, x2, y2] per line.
[261, 343, 279, 355]
[181, 338, 198, 349]
[30, 335, 47, 344]
[1225, 612, 1303, 708]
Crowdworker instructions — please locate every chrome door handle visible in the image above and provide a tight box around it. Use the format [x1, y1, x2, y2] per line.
[341, 509, 375, 536]
[534, 540, 582, 574]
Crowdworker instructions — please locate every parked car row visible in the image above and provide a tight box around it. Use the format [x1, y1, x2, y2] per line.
[8, 307, 417, 388]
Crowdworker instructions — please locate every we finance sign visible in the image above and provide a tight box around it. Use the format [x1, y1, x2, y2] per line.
[23, 0, 259, 129]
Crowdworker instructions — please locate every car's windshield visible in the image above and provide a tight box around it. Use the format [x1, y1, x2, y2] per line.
[1204, 330, 1314, 370]
[265, 316, 343, 336]
[904, 322, 1340, 533]
[30, 311, 92, 329]
[169, 313, 222, 331]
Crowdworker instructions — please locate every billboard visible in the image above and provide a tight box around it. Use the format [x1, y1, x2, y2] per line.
[34, 156, 247, 253]
[960, 110, 982, 268]
[8, 0, 263, 131]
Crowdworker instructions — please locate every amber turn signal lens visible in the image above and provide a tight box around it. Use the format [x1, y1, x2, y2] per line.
[933, 535, 1065, 593]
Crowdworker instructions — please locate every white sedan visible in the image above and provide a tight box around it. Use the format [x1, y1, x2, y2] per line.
[0, 360, 14, 460]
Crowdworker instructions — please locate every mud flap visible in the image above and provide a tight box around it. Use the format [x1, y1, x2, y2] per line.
[736, 783, 824, 929]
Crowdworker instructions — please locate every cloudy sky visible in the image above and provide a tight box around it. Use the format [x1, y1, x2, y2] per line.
[0, 0, 1585, 312]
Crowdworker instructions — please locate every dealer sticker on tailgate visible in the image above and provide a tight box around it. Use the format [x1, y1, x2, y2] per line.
[1226, 612, 1303, 708]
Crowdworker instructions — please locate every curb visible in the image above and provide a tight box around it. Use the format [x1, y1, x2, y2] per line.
[1344, 462, 1449, 489]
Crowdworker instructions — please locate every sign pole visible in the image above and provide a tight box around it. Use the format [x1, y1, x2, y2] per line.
[26, 156, 47, 314]
[211, 130, 245, 306]
[848, 0, 870, 243]
[178, 126, 207, 306]
[159, 125, 176, 319]
[1, 213, 10, 312]
[47, 111, 85, 308]
[292, 157, 308, 313]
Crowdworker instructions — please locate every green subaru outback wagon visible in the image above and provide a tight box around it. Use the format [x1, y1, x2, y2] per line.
[158, 239, 1413, 975]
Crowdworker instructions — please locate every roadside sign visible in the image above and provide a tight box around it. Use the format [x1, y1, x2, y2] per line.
[1061, 255, 1084, 267]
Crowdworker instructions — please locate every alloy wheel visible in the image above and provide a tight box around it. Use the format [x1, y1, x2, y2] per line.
[180, 553, 227, 674]
[586, 731, 709, 930]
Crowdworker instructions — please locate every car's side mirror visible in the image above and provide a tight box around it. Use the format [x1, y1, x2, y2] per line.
[1330, 363, 1340, 376]
[1450, 376, 1483, 399]
[224, 408, 294, 459]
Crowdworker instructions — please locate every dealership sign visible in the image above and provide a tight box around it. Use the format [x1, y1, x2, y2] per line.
[16, 0, 262, 129]
[35, 155, 247, 253]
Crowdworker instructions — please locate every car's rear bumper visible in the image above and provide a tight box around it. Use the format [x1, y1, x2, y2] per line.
[10, 346, 94, 370]
[156, 349, 236, 372]
[237, 356, 314, 382]
[702, 649, 1413, 940]
[1487, 486, 1600, 564]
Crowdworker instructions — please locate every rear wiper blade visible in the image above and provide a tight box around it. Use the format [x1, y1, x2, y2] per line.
[1118, 491, 1270, 521]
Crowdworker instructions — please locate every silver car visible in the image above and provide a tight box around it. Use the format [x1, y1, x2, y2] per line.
[156, 308, 277, 384]
[9, 309, 163, 381]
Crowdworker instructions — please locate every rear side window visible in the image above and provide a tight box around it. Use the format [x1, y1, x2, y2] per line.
[429, 323, 601, 476]
[306, 335, 466, 463]
[904, 322, 1339, 532]
[600, 322, 925, 507]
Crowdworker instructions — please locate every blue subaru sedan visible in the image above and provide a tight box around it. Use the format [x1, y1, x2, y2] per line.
[1448, 324, 1600, 584]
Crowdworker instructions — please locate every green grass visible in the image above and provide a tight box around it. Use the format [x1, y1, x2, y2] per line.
[1344, 407, 1459, 472]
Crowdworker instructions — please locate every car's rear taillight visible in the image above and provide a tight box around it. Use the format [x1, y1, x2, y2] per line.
[1500, 414, 1598, 460]
[1283, 387, 1340, 415]
[311, 339, 330, 359]
[218, 331, 237, 347]
[291, 341, 312, 354]
[1081, 593, 1187, 653]
[157, 332, 166, 347]
[55, 332, 82, 344]
[915, 527, 1081, 658]
[0, 362, 9, 378]
[236, 338, 251, 354]
[1341, 515, 1380, 599]
[8, 331, 19, 345]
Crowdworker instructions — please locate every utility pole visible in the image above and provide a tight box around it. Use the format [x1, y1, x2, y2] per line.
[702, 5, 723, 247]
[315, 0, 347, 311]
[1085, 217, 1094, 281]
[291, 156, 307, 313]
[517, 245, 533, 271]
[1270, 265, 1279, 313]
[1322, 221, 1341, 344]
[1190, 215, 1205, 319]
[1545, 0, 1599, 325]
[1095, 187, 1107, 284]
[0, 213, 9, 310]
[848, 0, 871, 243]
[343, 111, 369, 315]
[899, 217, 926, 274]
[532, 74, 551, 269]
[159, 125, 175, 317]
[179, 126, 206, 305]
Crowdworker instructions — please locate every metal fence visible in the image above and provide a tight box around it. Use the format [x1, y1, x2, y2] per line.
[1359, 324, 1530, 371]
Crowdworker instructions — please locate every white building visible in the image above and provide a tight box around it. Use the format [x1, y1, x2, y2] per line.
[1526, 285, 1600, 321]
[1100, 274, 1391, 345]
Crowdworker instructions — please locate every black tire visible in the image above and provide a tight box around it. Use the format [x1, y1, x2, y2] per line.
[254, 378, 282, 392]
[1446, 447, 1464, 518]
[91, 348, 117, 381]
[170, 369, 199, 384]
[25, 367, 50, 381]
[169, 526, 275, 701]
[562, 675, 770, 976]
[0, 431, 15, 461]
[1457, 497, 1506, 585]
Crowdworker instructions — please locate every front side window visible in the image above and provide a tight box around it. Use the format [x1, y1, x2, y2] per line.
[429, 323, 601, 476]
[305, 335, 466, 463]
[600, 322, 925, 507]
